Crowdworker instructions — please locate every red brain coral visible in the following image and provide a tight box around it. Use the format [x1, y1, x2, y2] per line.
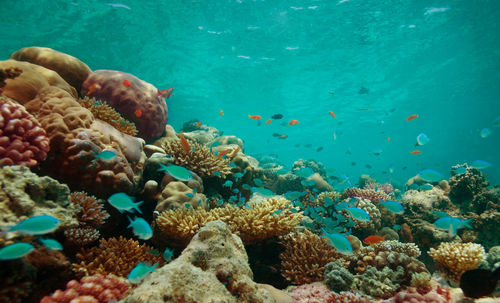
[0, 96, 49, 167]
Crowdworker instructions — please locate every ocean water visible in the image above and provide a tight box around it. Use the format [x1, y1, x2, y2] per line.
[2, 0, 499, 186]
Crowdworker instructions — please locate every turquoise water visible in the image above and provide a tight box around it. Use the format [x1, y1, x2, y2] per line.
[2, 0, 499, 185]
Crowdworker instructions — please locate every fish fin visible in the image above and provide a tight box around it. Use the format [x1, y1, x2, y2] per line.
[463, 218, 473, 229]
[135, 201, 143, 214]
[448, 224, 457, 237]
[127, 215, 134, 227]
[151, 263, 159, 271]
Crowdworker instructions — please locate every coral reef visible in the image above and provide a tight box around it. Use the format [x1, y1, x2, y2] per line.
[0, 66, 22, 89]
[428, 242, 485, 282]
[327, 292, 372, 303]
[0, 259, 34, 303]
[449, 165, 493, 213]
[343, 188, 390, 203]
[70, 191, 110, 227]
[324, 260, 354, 292]
[81, 69, 168, 141]
[73, 236, 163, 278]
[64, 227, 100, 246]
[40, 274, 130, 303]
[279, 230, 341, 285]
[289, 283, 334, 303]
[78, 97, 138, 136]
[0, 95, 50, 167]
[354, 266, 403, 298]
[292, 158, 327, 178]
[122, 220, 278, 303]
[156, 197, 302, 246]
[381, 285, 451, 303]
[156, 181, 208, 212]
[401, 187, 454, 220]
[364, 182, 394, 195]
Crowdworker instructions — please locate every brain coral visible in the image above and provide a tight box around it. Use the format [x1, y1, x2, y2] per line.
[0, 96, 50, 167]
[81, 70, 168, 141]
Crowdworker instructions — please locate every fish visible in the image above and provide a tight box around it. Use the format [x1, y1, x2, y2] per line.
[86, 83, 101, 95]
[39, 238, 63, 250]
[128, 262, 157, 284]
[276, 168, 288, 175]
[418, 169, 443, 182]
[157, 86, 174, 99]
[178, 133, 191, 153]
[220, 110, 224, 116]
[433, 216, 472, 236]
[233, 172, 245, 182]
[271, 114, 283, 119]
[406, 114, 418, 122]
[295, 167, 314, 178]
[460, 267, 500, 298]
[272, 133, 281, 137]
[279, 134, 288, 139]
[345, 207, 371, 221]
[216, 149, 232, 159]
[147, 249, 160, 256]
[222, 180, 233, 188]
[321, 228, 353, 255]
[316, 147, 323, 152]
[416, 133, 430, 146]
[410, 150, 421, 155]
[127, 216, 153, 240]
[328, 111, 337, 119]
[288, 120, 299, 126]
[419, 184, 433, 191]
[248, 115, 262, 120]
[134, 108, 142, 117]
[108, 193, 143, 214]
[363, 235, 385, 245]
[284, 191, 306, 201]
[242, 184, 252, 190]
[453, 166, 467, 175]
[196, 121, 202, 127]
[2, 215, 61, 235]
[433, 211, 450, 218]
[358, 87, 369, 94]
[0, 242, 35, 260]
[251, 187, 275, 197]
[262, 119, 271, 125]
[95, 150, 117, 161]
[107, 3, 131, 10]
[333, 130, 338, 141]
[351, 162, 356, 166]
[387, 137, 391, 142]
[372, 148, 383, 156]
[158, 163, 193, 182]
[122, 80, 132, 88]
[163, 247, 174, 261]
[469, 160, 492, 169]
[379, 200, 404, 214]
[229, 146, 240, 158]
[392, 224, 402, 230]
[365, 164, 372, 169]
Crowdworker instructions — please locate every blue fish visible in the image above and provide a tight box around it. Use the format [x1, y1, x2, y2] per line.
[158, 164, 193, 181]
[223, 180, 233, 188]
[95, 150, 117, 160]
[469, 160, 492, 170]
[242, 184, 252, 190]
[480, 128, 491, 138]
[127, 216, 153, 240]
[233, 172, 245, 182]
[323, 197, 335, 208]
[345, 207, 370, 222]
[295, 167, 314, 178]
[419, 184, 433, 191]
[284, 191, 305, 201]
[163, 247, 174, 261]
[217, 199, 224, 206]
[372, 148, 383, 156]
[232, 188, 239, 194]
[0, 242, 35, 260]
[321, 228, 353, 255]
[185, 192, 194, 198]
[229, 162, 237, 168]
[108, 192, 143, 214]
[276, 168, 288, 175]
[39, 238, 63, 250]
[433, 216, 472, 236]
[392, 224, 402, 230]
[213, 171, 222, 177]
[253, 178, 264, 187]
[418, 169, 443, 182]
[433, 211, 450, 218]
[416, 133, 430, 146]
[3, 215, 61, 235]
[273, 210, 282, 215]
[453, 166, 467, 175]
[128, 262, 157, 284]
[379, 200, 404, 214]
[251, 187, 275, 197]
[408, 183, 419, 190]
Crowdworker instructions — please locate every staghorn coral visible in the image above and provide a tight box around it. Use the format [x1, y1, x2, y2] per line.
[289, 283, 334, 303]
[64, 227, 100, 246]
[354, 265, 403, 299]
[327, 292, 372, 303]
[156, 197, 302, 246]
[159, 136, 232, 178]
[280, 230, 342, 285]
[70, 191, 110, 227]
[73, 236, 163, 278]
[40, 274, 130, 303]
[0, 66, 22, 89]
[324, 260, 354, 292]
[343, 188, 390, 203]
[78, 97, 138, 136]
[0, 96, 50, 167]
[428, 242, 485, 282]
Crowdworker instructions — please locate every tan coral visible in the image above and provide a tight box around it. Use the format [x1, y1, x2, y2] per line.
[156, 181, 208, 213]
[70, 191, 110, 227]
[343, 187, 390, 203]
[156, 197, 302, 246]
[428, 242, 485, 282]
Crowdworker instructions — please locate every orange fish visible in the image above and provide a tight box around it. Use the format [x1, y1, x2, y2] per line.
[220, 110, 224, 116]
[288, 120, 299, 126]
[86, 83, 101, 95]
[328, 111, 337, 119]
[406, 114, 418, 122]
[387, 137, 391, 142]
[196, 121, 202, 127]
[157, 86, 174, 99]
[410, 150, 421, 155]
[134, 109, 142, 117]
[123, 80, 132, 88]
[248, 115, 262, 120]
[178, 133, 190, 153]
[229, 146, 240, 158]
[279, 134, 288, 139]
[216, 149, 232, 159]
[265, 119, 272, 125]
[363, 235, 385, 245]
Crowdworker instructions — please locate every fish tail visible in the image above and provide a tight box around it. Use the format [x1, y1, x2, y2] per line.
[135, 201, 143, 214]
[126, 215, 133, 227]
[463, 218, 473, 229]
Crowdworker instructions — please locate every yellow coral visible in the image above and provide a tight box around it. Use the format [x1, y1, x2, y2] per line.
[156, 197, 302, 245]
[78, 97, 137, 136]
[428, 242, 485, 282]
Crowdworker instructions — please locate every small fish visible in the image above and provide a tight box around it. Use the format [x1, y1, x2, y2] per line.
[251, 187, 275, 197]
[272, 133, 281, 137]
[410, 150, 421, 155]
[86, 83, 101, 95]
[351, 162, 356, 166]
[416, 133, 430, 146]
[39, 238, 63, 250]
[147, 249, 160, 255]
[196, 121, 202, 127]
[392, 224, 402, 230]
[288, 120, 299, 126]
[134, 108, 142, 117]
[229, 146, 240, 158]
[108, 193, 143, 214]
[95, 150, 117, 160]
[222, 180, 233, 188]
[321, 228, 352, 255]
[157, 86, 174, 99]
[216, 149, 232, 159]
[242, 184, 252, 190]
[433, 216, 472, 236]
[248, 115, 262, 120]
[213, 171, 222, 177]
[178, 133, 191, 153]
[406, 114, 418, 122]
[253, 178, 264, 187]
[363, 235, 385, 245]
[358, 87, 369, 94]
[273, 210, 282, 215]
[365, 164, 372, 169]
[453, 166, 467, 175]
[418, 169, 443, 182]
[316, 146, 323, 152]
[479, 128, 491, 138]
[163, 247, 174, 261]
[387, 137, 391, 142]
[284, 191, 306, 201]
[328, 111, 337, 119]
[0, 242, 35, 260]
[265, 119, 272, 125]
[127, 216, 153, 240]
[123, 80, 132, 88]
[372, 148, 383, 156]
[3, 215, 61, 235]
[469, 160, 492, 169]
[128, 262, 157, 284]
[279, 134, 288, 139]
[220, 110, 224, 116]
[345, 207, 371, 222]
[379, 200, 404, 214]
[158, 163, 193, 181]
[460, 267, 500, 299]
[333, 130, 338, 141]
[419, 184, 433, 191]
[271, 114, 283, 120]
[433, 211, 449, 218]
[276, 168, 288, 175]
[295, 167, 314, 178]
[233, 172, 244, 182]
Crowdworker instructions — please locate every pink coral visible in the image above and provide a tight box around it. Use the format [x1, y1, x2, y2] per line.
[0, 96, 49, 166]
[381, 285, 451, 303]
[290, 283, 334, 303]
[40, 274, 130, 303]
[327, 292, 372, 303]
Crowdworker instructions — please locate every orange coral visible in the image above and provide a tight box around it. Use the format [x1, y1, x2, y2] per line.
[73, 236, 163, 278]
[78, 97, 138, 136]
[70, 191, 110, 226]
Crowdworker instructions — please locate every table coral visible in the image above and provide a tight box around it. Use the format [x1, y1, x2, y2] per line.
[40, 274, 130, 303]
[0, 96, 50, 167]
[343, 188, 390, 203]
[81, 70, 167, 141]
[428, 242, 485, 282]
[73, 236, 164, 278]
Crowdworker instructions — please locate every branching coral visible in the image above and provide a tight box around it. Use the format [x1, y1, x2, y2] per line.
[78, 97, 138, 136]
[64, 227, 100, 246]
[73, 236, 164, 278]
[40, 274, 130, 303]
[70, 191, 110, 227]
[156, 197, 302, 246]
[343, 188, 390, 203]
[428, 242, 485, 282]
[159, 136, 232, 178]
[279, 230, 342, 285]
